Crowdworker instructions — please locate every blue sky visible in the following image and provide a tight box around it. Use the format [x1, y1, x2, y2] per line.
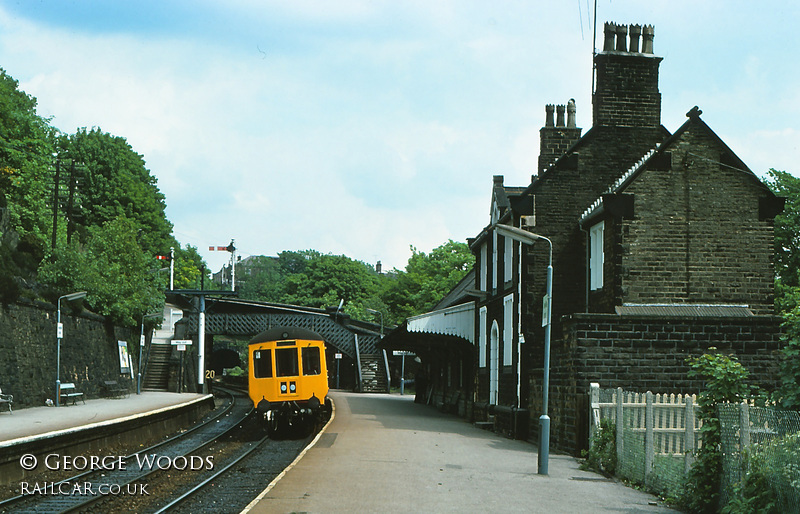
[1, 1, 798, 273]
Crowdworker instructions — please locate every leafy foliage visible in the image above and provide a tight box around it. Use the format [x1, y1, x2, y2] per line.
[56, 128, 173, 254]
[764, 169, 800, 287]
[382, 240, 474, 323]
[765, 170, 800, 411]
[682, 350, 757, 513]
[236, 241, 474, 327]
[581, 418, 617, 476]
[38, 217, 165, 326]
[722, 447, 780, 514]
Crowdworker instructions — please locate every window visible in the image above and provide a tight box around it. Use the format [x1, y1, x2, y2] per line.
[589, 221, 604, 290]
[275, 348, 299, 377]
[302, 346, 321, 376]
[253, 349, 272, 378]
[503, 294, 514, 365]
[504, 236, 513, 282]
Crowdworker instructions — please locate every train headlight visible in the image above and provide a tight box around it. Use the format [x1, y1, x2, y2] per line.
[281, 382, 287, 393]
[290, 382, 296, 393]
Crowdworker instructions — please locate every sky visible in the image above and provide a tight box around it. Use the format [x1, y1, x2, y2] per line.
[0, 1, 798, 273]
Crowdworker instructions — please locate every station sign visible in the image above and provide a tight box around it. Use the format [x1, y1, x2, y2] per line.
[335, 353, 343, 359]
[393, 351, 415, 356]
[172, 339, 193, 352]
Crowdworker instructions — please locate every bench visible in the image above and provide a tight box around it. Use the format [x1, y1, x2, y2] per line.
[59, 383, 85, 405]
[0, 387, 12, 414]
[103, 380, 129, 399]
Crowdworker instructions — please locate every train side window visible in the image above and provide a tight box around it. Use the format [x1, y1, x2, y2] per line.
[253, 349, 272, 378]
[275, 348, 299, 377]
[302, 346, 321, 376]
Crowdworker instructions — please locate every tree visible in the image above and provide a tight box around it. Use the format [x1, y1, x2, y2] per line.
[382, 239, 474, 323]
[764, 169, 800, 287]
[56, 128, 173, 254]
[0, 68, 58, 302]
[280, 251, 380, 311]
[38, 216, 164, 326]
[237, 255, 283, 301]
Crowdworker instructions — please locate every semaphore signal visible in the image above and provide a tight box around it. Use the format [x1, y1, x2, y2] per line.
[209, 240, 236, 291]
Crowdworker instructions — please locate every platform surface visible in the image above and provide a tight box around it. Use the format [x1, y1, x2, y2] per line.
[0, 392, 208, 447]
[244, 390, 678, 513]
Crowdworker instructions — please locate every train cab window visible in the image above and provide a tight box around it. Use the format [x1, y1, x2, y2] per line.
[253, 349, 272, 378]
[275, 348, 299, 377]
[302, 346, 321, 376]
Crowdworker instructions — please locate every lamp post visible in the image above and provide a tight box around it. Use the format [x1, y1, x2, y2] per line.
[493, 223, 553, 475]
[138, 313, 161, 395]
[56, 291, 87, 407]
[366, 308, 384, 338]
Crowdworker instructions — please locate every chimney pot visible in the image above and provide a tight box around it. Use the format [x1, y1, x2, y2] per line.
[567, 99, 576, 128]
[556, 105, 566, 127]
[603, 22, 616, 51]
[615, 24, 628, 52]
[545, 104, 555, 127]
[629, 24, 642, 53]
[642, 25, 655, 54]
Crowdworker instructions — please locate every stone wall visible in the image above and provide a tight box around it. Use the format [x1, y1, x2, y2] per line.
[527, 313, 783, 456]
[0, 300, 135, 407]
[616, 126, 777, 315]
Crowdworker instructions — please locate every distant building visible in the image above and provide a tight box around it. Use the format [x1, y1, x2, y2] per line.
[382, 21, 784, 455]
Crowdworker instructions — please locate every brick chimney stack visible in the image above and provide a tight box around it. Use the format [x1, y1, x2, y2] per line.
[593, 22, 662, 128]
[539, 99, 582, 173]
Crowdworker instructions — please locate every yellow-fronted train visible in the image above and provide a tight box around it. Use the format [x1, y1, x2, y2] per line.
[248, 326, 332, 437]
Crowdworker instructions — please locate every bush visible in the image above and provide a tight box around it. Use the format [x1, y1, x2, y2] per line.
[581, 418, 617, 476]
[681, 350, 756, 513]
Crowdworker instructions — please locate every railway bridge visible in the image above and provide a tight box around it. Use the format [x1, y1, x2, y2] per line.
[147, 295, 388, 394]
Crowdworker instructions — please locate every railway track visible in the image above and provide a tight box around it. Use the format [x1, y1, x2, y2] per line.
[0, 388, 246, 513]
[1, 386, 324, 513]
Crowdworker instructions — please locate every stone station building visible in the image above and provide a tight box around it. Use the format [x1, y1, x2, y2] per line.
[382, 22, 784, 455]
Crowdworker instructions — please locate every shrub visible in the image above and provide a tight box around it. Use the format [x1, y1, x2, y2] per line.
[581, 418, 617, 476]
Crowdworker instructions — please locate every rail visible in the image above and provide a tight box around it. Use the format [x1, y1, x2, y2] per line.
[0, 389, 241, 513]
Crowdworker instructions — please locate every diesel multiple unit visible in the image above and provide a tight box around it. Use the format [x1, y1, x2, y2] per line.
[248, 326, 331, 436]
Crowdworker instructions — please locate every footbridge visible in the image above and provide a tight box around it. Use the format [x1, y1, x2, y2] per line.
[164, 295, 388, 393]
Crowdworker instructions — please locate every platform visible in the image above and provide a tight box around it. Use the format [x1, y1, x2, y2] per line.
[0, 392, 213, 484]
[0, 392, 209, 446]
[244, 390, 678, 513]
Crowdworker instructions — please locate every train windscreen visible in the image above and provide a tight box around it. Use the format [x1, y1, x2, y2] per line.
[275, 348, 299, 377]
[302, 346, 321, 375]
[253, 349, 273, 378]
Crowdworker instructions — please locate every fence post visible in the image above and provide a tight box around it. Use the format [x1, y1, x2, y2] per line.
[645, 391, 654, 486]
[616, 387, 624, 469]
[685, 395, 695, 474]
[589, 383, 600, 448]
[740, 401, 750, 448]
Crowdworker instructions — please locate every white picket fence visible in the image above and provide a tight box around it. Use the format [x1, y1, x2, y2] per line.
[590, 384, 702, 489]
